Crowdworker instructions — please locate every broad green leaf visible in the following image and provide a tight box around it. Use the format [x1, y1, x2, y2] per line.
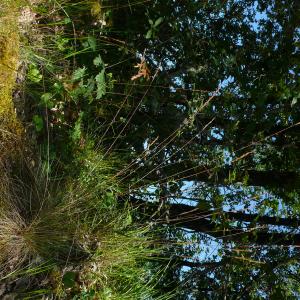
[32, 115, 43, 132]
[28, 64, 42, 83]
[88, 35, 97, 51]
[72, 67, 86, 81]
[146, 29, 152, 39]
[62, 271, 76, 288]
[154, 17, 163, 27]
[93, 55, 104, 67]
[72, 112, 83, 142]
[63, 17, 71, 24]
[56, 37, 69, 51]
[291, 97, 298, 107]
[40, 93, 54, 108]
[125, 212, 132, 226]
[95, 69, 106, 99]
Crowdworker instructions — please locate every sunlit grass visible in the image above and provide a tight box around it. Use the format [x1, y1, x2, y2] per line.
[0, 145, 170, 298]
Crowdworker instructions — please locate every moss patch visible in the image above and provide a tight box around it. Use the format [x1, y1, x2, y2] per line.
[0, 1, 23, 158]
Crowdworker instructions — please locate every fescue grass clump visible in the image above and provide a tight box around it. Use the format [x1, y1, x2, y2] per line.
[0, 147, 168, 298]
[0, 157, 76, 276]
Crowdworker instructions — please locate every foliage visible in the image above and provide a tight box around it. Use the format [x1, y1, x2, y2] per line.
[1, 0, 300, 298]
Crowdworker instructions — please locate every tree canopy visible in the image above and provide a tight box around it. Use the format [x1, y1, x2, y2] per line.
[95, 0, 300, 298]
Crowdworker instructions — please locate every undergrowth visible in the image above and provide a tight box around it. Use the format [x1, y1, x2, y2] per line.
[0, 0, 175, 299]
[0, 144, 171, 298]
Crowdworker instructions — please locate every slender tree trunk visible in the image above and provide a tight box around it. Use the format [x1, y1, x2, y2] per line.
[129, 197, 300, 246]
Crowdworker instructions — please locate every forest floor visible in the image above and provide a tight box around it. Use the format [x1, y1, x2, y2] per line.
[0, 1, 170, 299]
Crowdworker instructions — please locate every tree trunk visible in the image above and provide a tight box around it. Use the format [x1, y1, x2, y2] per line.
[151, 163, 300, 190]
[129, 197, 300, 246]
